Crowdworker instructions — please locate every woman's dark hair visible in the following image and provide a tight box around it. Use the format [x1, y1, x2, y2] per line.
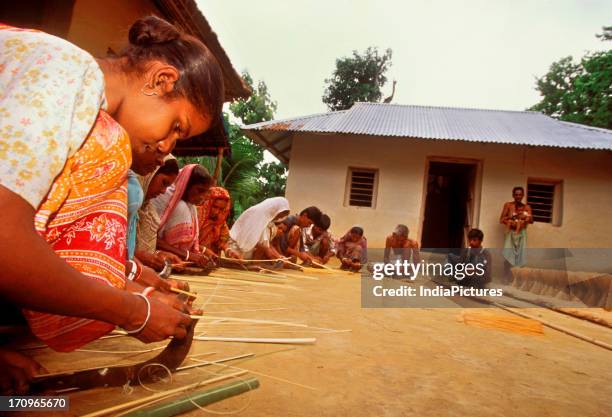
[120, 16, 225, 124]
[182, 165, 212, 200]
[155, 158, 179, 177]
[350, 226, 364, 236]
[315, 214, 331, 231]
[300, 206, 322, 223]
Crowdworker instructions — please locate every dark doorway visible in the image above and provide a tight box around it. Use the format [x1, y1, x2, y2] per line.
[421, 161, 477, 249]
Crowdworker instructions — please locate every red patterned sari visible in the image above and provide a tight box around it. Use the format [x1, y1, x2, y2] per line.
[23, 111, 131, 352]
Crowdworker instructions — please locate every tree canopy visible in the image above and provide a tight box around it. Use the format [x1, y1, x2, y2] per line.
[179, 71, 287, 220]
[529, 29, 611, 129]
[322, 47, 393, 111]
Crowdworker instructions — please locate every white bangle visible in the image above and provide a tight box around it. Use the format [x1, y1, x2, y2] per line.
[185, 250, 190, 261]
[124, 293, 151, 335]
[126, 260, 138, 281]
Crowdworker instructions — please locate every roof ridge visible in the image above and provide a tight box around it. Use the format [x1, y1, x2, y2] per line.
[558, 120, 612, 134]
[353, 101, 543, 115]
[242, 109, 347, 128]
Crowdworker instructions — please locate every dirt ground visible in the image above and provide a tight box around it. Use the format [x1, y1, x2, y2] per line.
[26, 265, 612, 417]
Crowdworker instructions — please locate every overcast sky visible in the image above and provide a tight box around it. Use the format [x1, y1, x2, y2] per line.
[199, 0, 610, 120]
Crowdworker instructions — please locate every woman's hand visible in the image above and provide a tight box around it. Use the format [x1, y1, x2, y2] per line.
[166, 278, 190, 292]
[134, 265, 172, 292]
[224, 248, 241, 260]
[0, 349, 46, 395]
[157, 250, 183, 266]
[123, 295, 192, 343]
[188, 252, 211, 268]
[203, 247, 219, 261]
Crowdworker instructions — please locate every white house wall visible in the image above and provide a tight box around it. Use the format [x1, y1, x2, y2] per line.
[284, 133, 612, 248]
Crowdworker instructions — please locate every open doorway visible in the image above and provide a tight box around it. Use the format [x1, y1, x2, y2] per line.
[421, 160, 479, 249]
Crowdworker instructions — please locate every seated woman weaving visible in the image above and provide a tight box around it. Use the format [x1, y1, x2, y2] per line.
[134, 157, 185, 271]
[0, 16, 223, 392]
[228, 197, 291, 261]
[197, 187, 241, 260]
[153, 164, 213, 267]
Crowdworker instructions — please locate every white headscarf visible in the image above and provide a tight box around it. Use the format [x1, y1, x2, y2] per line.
[230, 197, 290, 253]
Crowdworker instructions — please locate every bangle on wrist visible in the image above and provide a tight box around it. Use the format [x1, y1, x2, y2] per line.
[142, 286, 156, 297]
[126, 260, 141, 281]
[123, 293, 151, 335]
[185, 250, 190, 261]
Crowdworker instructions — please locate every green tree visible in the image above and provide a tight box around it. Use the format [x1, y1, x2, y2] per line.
[529, 51, 612, 129]
[181, 72, 287, 219]
[322, 47, 393, 111]
[596, 25, 612, 41]
[230, 72, 277, 125]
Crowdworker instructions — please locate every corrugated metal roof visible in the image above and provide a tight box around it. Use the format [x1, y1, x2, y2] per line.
[242, 102, 612, 163]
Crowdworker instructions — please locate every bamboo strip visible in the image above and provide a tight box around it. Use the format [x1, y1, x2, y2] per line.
[208, 273, 293, 286]
[311, 260, 334, 271]
[492, 302, 612, 351]
[194, 336, 316, 345]
[190, 315, 308, 328]
[204, 307, 288, 314]
[184, 275, 296, 290]
[80, 371, 248, 417]
[169, 287, 198, 298]
[215, 270, 292, 282]
[220, 256, 287, 264]
[257, 267, 296, 277]
[199, 319, 352, 333]
[74, 345, 166, 355]
[177, 353, 254, 371]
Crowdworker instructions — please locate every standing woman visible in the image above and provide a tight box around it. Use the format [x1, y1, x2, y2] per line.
[153, 164, 213, 266]
[0, 13, 224, 364]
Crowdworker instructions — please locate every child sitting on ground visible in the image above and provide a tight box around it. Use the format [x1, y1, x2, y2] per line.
[448, 228, 491, 288]
[305, 214, 333, 265]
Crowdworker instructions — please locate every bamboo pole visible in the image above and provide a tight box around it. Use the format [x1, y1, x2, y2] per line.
[80, 371, 249, 417]
[119, 377, 260, 417]
[194, 336, 316, 345]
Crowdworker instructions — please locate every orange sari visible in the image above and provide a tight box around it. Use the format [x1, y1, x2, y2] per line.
[197, 187, 231, 254]
[23, 111, 131, 352]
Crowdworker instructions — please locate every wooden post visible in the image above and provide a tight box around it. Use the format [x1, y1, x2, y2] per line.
[213, 146, 224, 185]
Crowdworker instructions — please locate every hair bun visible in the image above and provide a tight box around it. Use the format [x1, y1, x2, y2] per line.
[129, 16, 180, 47]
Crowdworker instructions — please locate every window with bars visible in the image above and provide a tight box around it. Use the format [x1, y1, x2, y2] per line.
[527, 180, 563, 225]
[346, 168, 378, 208]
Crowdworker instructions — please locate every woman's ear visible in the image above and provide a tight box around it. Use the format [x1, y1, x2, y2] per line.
[145, 61, 180, 96]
